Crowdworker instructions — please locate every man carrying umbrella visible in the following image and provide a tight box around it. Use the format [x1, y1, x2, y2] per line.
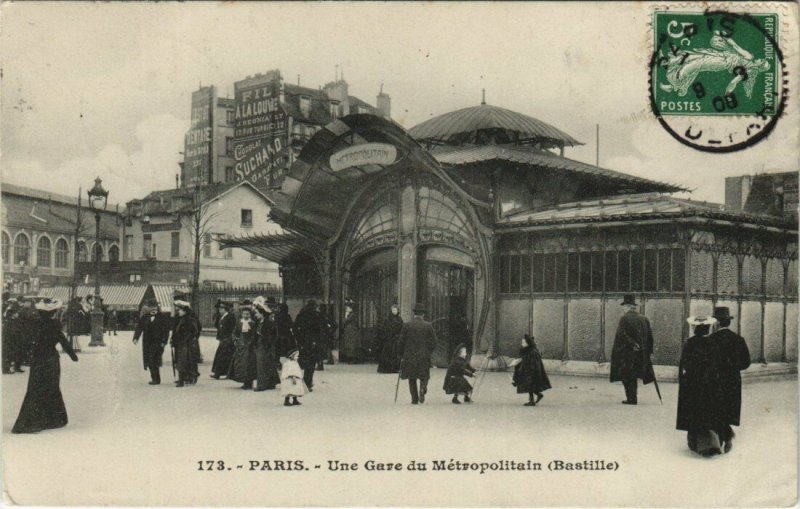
[609, 294, 655, 405]
[398, 303, 437, 405]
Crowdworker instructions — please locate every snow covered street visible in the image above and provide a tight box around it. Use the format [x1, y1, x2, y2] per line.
[2, 331, 797, 507]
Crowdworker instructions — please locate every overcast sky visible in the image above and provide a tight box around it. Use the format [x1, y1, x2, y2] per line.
[1, 2, 797, 205]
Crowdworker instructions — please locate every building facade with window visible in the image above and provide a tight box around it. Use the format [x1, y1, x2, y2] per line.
[1, 183, 122, 295]
[178, 71, 391, 193]
[179, 86, 236, 188]
[221, 110, 798, 370]
[116, 181, 281, 288]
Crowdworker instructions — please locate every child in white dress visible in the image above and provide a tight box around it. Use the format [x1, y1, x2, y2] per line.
[281, 349, 306, 406]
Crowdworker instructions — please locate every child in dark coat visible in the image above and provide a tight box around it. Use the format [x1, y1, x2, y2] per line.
[443, 344, 476, 404]
[512, 334, 551, 406]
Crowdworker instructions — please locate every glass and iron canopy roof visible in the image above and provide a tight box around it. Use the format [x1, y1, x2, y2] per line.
[407, 103, 583, 148]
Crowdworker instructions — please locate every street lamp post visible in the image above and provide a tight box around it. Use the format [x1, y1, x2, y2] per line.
[87, 177, 109, 347]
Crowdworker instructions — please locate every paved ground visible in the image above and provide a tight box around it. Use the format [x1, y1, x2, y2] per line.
[2, 331, 797, 507]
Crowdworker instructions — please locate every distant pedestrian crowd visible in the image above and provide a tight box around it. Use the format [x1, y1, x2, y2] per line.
[3, 291, 753, 458]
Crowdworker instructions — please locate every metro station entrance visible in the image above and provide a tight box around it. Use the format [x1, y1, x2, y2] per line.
[418, 247, 474, 367]
[351, 249, 397, 359]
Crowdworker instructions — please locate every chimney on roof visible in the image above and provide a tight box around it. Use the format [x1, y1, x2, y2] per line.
[176, 174, 179, 189]
[376, 82, 391, 118]
[725, 175, 753, 212]
[323, 78, 350, 115]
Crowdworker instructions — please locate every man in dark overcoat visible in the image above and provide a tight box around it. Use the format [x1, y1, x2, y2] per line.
[707, 306, 751, 452]
[294, 299, 324, 391]
[609, 294, 654, 405]
[133, 299, 171, 385]
[399, 303, 437, 404]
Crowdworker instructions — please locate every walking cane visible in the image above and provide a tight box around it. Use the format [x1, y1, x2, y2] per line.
[470, 355, 491, 400]
[170, 345, 177, 381]
[641, 342, 662, 405]
[394, 360, 402, 404]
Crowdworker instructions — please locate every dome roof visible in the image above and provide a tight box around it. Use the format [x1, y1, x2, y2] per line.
[408, 103, 583, 147]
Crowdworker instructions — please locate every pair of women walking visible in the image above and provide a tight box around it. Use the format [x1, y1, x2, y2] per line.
[227, 297, 280, 392]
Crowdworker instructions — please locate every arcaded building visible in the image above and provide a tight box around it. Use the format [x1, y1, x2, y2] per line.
[222, 105, 798, 369]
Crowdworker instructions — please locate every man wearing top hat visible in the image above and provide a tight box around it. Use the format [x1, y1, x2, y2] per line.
[294, 299, 323, 391]
[399, 303, 437, 404]
[133, 298, 171, 385]
[610, 294, 655, 405]
[707, 306, 751, 452]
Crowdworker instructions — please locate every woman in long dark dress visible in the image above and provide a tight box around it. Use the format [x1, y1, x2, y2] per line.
[172, 301, 199, 387]
[253, 299, 280, 392]
[376, 304, 403, 373]
[211, 301, 236, 379]
[677, 315, 728, 457]
[275, 303, 296, 359]
[230, 306, 257, 389]
[512, 334, 551, 406]
[339, 303, 362, 363]
[13, 299, 79, 434]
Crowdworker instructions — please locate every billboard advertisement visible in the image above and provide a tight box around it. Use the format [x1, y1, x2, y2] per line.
[183, 86, 215, 185]
[233, 70, 289, 191]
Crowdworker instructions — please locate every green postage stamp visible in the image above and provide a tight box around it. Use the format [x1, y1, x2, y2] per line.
[649, 8, 788, 152]
[652, 11, 779, 117]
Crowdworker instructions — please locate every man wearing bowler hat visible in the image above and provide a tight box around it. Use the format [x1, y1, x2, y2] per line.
[133, 298, 171, 385]
[610, 294, 655, 405]
[708, 306, 751, 452]
[399, 303, 437, 404]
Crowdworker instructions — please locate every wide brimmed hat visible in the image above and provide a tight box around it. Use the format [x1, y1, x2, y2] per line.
[621, 294, 637, 306]
[687, 315, 717, 326]
[240, 298, 253, 306]
[413, 302, 426, 314]
[35, 298, 63, 312]
[712, 306, 734, 320]
[253, 296, 272, 314]
[286, 348, 299, 358]
[174, 300, 192, 311]
[217, 300, 232, 310]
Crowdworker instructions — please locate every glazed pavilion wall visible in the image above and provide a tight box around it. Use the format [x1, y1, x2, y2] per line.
[687, 229, 798, 364]
[495, 224, 798, 367]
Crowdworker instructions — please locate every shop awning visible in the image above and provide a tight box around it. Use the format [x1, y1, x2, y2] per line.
[148, 284, 191, 313]
[37, 285, 149, 311]
[218, 232, 321, 265]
